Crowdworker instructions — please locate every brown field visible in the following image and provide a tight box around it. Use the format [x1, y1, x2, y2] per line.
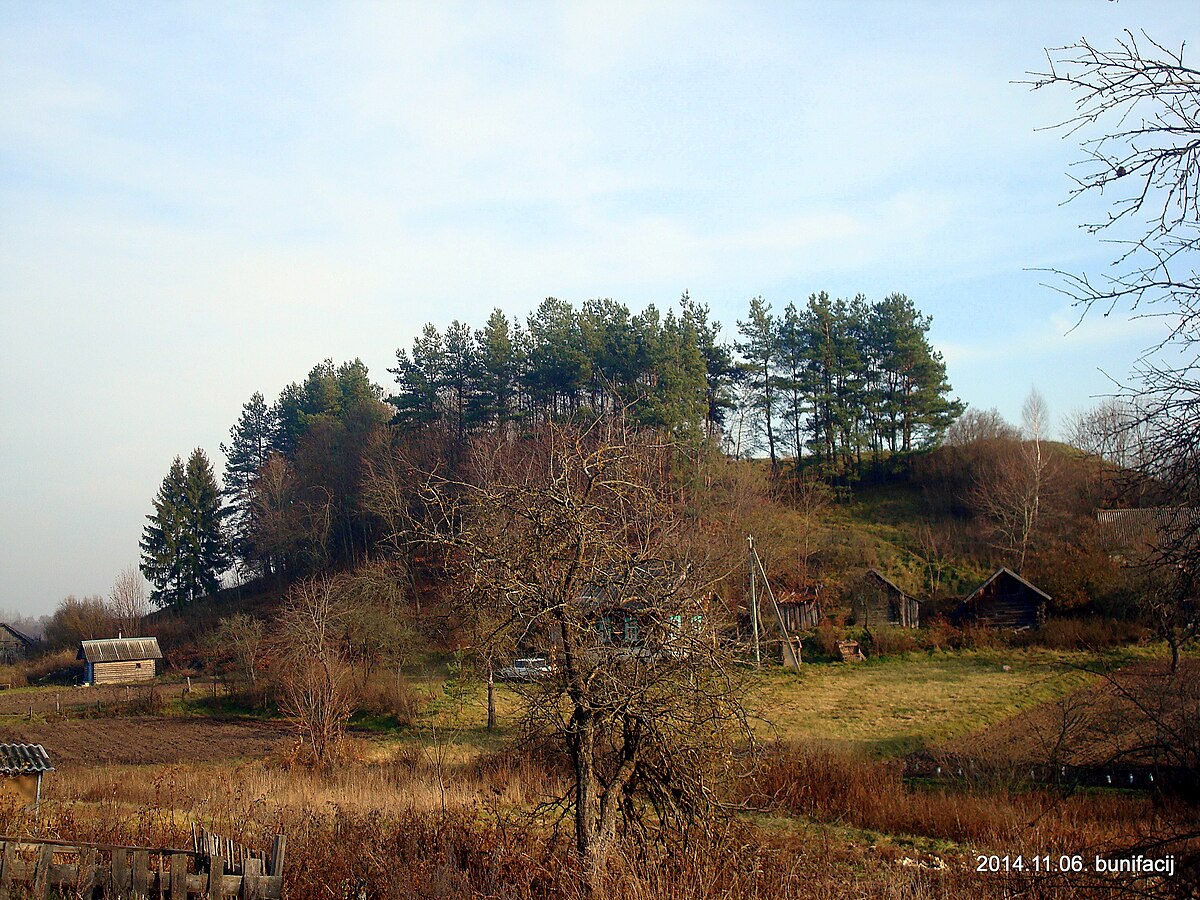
[0, 716, 291, 767]
[0, 652, 1192, 898]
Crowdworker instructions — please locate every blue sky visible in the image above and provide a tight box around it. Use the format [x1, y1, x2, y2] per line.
[1, 1, 1194, 615]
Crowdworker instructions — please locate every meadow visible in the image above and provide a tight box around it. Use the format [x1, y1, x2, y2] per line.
[0, 645, 1191, 899]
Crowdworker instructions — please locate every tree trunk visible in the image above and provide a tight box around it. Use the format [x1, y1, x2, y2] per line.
[486, 664, 496, 731]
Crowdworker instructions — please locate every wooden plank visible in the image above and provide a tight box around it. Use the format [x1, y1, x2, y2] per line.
[169, 854, 188, 900]
[0, 840, 16, 900]
[207, 855, 224, 900]
[133, 849, 150, 897]
[80, 849, 98, 899]
[268, 836, 285, 877]
[112, 848, 130, 898]
[240, 858, 263, 900]
[31, 843, 53, 899]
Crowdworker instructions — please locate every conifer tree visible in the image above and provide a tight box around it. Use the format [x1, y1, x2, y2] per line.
[736, 296, 780, 469]
[220, 392, 279, 574]
[140, 449, 229, 609]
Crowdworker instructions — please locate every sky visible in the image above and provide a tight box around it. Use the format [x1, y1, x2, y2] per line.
[1, 1, 1195, 616]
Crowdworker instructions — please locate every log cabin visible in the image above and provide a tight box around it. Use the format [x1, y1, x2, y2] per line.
[957, 568, 1049, 629]
[0, 624, 37, 665]
[848, 569, 921, 628]
[77, 637, 163, 685]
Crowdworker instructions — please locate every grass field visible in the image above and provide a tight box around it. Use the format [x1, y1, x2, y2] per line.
[746, 647, 1156, 754]
[392, 646, 1158, 759]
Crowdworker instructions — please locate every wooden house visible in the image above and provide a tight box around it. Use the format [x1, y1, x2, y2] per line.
[0, 743, 53, 811]
[848, 569, 921, 628]
[957, 568, 1049, 629]
[565, 563, 711, 659]
[0, 624, 37, 665]
[77, 637, 162, 685]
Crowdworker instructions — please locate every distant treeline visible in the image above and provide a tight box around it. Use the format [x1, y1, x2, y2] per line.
[143, 292, 961, 604]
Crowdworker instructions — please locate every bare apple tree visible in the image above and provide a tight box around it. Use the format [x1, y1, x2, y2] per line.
[419, 423, 750, 879]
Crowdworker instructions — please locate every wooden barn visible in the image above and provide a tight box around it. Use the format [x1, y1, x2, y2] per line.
[0, 624, 37, 665]
[848, 569, 921, 628]
[78, 637, 162, 685]
[957, 568, 1049, 629]
[0, 743, 53, 811]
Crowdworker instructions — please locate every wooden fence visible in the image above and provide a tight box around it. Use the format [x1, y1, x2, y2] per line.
[0, 829, 284, 899]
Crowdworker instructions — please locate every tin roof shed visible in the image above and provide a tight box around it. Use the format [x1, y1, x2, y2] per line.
[0, 744, 54, 775]
[77, 637, 163, 664]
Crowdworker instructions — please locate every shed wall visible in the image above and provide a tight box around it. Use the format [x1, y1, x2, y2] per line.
[91, 659, 157, 685]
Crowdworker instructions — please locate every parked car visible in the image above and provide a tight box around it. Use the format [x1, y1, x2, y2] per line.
[497, 657, 554, 681]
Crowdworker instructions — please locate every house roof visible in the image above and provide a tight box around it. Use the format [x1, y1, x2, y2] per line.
[964, 567, 1051, 605]
[776, 587, 821, 607]
[863, 569, 919, 603]
[77, 637, 163, 663]
[0, 624, 36, 648]
[1095, 507, 1200, 545]
[0, 744, 53, 775]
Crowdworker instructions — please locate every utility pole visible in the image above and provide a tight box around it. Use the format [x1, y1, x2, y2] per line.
[748, 535, 761, 668]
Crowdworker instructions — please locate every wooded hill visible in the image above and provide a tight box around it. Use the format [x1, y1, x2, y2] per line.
[131, 290, 1145, 639]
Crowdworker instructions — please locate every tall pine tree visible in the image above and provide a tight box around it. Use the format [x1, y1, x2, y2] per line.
[140, 449, 230, 609]
[220, 392, 279, 574]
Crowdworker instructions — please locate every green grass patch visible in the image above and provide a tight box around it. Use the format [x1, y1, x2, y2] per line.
[746, 647, 1154, 755]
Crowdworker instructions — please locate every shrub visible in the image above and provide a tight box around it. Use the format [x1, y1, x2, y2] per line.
[1017, 616, 1146, 650]
[864, 627, 920, 657]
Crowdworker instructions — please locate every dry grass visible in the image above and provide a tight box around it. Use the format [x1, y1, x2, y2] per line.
[750, 648, 1143, 754]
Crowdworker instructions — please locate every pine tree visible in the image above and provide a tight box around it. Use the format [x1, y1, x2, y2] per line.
[736, 296, 779, 469]
[472, 309, 521, 431]
[140, 449, 230, 609]
[220, 392, 279, 574]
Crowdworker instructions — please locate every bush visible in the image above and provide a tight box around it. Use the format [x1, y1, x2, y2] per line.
[1016, 616, 1146, 650]
[356, 673, 424, 725]
[865, 627, 920, 657]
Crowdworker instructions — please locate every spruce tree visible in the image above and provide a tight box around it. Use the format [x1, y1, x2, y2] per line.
[140, 449, 230, 609]
[220, 392, 279, 573]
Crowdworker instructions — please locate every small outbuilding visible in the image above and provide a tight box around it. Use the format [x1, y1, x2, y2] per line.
[0, 624, 37, 665]
[849, 569, 921, 628]
[775, 587, 822, 632]
[957, 568, 1049, 629]
[0, 743, 53, 811]
[78, 637, 163, 685]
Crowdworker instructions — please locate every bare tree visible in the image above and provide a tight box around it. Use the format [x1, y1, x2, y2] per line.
[419, 423, 750, 879]
[108, 565, 149, 638]
[275, 576, 356, 766]
[1029, 31, 1200, 344]
[207, 613, 267, 691]
[970, 389, 1057, 572]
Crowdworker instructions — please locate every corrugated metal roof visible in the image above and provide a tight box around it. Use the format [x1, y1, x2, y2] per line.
[77, 637, 163, 663]
[0, 744, 54, 775]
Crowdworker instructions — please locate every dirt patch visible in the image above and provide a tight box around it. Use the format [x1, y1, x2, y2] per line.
[0, 717, 292, 767]
[0, 682, 213, 716]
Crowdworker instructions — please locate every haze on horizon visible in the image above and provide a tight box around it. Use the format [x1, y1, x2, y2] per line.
[2, 1, 1194, 616]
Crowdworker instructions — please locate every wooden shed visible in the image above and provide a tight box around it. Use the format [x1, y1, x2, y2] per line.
[775, 587, 822, 632]
[0, 624, 37, 665]
[78, 637, 162, 685]
[957, 568, 1049, 629]
[0, 743, 53, 811]
[849, 569, 921, 628]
